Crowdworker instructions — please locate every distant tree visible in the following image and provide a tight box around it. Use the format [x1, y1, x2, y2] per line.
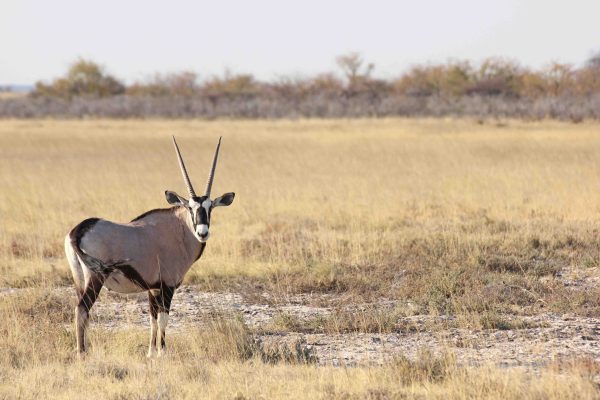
[394, 65, 439, 97]
[586, 51, 600, 69]
[33, 59, 125, 98]
[335, 52, 375, 89]
[201, 71, 259, 98]
[466, 58, 522, 96]
[306, 73, 344, 96]
[167, 71, 198, 96]
[542, 62, 575, 96]
[394, 61, 472, 97]
[518, 70, 548, 98]
[441, 62, 472, 96]
[575, 52, 600, 95]
[266, 76, 310, 99]
[128, 71, 198, 97]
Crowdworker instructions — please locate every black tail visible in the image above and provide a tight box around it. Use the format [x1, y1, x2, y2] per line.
[69, 218, 128, 275]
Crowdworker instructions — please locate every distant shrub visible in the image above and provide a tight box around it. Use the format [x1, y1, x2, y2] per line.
[201, 72, 260, 98]
[394, 62, 473, 97]
[127, 71, 199, 97]
[33, 59, 125, 99]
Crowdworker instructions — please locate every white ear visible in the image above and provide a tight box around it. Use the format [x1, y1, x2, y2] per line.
[165, 191, 188, 206]
[213, 192, 235, 207]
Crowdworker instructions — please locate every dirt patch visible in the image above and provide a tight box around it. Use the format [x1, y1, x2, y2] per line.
[23, 285, 598, 369]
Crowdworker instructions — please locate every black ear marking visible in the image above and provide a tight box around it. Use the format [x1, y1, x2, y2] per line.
[165, 191, 188, 206]
[213, 192, 235, 207]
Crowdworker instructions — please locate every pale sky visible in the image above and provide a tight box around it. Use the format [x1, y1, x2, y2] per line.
[2, 0, 600, 85]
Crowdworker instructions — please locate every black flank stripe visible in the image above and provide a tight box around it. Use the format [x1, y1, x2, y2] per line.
[113, 265, 151, 290]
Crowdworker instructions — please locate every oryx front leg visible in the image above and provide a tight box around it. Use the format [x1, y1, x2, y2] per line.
[157, 312, 169, 356]
[147, 291, 159, 358]
[148, 287, 175, 357]
[75, 274, 104, 356]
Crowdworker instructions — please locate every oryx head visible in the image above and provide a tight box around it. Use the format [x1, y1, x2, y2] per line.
[165, 136, 235, 243]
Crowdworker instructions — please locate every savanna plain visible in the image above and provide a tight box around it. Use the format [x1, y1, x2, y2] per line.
[1, 118, 600, 399]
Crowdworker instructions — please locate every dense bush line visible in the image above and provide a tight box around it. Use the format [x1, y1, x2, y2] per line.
[2, 93, 599, 120]
[2, 53, 600, 119]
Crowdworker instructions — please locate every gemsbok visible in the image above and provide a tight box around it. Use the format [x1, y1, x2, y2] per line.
[65, 137, 235, 356]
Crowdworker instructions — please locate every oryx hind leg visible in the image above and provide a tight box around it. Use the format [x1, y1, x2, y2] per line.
[148, 286, 175, 357]
[75, 273, 104, 355]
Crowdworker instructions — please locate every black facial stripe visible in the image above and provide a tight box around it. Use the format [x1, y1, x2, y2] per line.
[200, 207, 209, 225]
[191, 206, 209, 226]
[190, 196, 211, 227]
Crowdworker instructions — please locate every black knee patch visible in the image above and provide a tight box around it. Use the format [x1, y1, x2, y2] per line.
[148, 285, 176, 317]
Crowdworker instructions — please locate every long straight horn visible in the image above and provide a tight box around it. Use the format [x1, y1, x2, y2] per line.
[204, 137, 222, 197]
[172, 136, 196, 198]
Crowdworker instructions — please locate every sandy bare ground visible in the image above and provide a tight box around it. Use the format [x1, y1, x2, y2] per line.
[4, 285, 591, 368]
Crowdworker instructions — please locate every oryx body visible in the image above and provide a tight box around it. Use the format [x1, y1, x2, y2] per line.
[65, 137, 234, 356]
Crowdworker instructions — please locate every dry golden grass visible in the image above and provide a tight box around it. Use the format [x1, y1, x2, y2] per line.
[2, 118, 600, 398]
[2, 119, 600, 309]
[1, 289, 598, 399]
